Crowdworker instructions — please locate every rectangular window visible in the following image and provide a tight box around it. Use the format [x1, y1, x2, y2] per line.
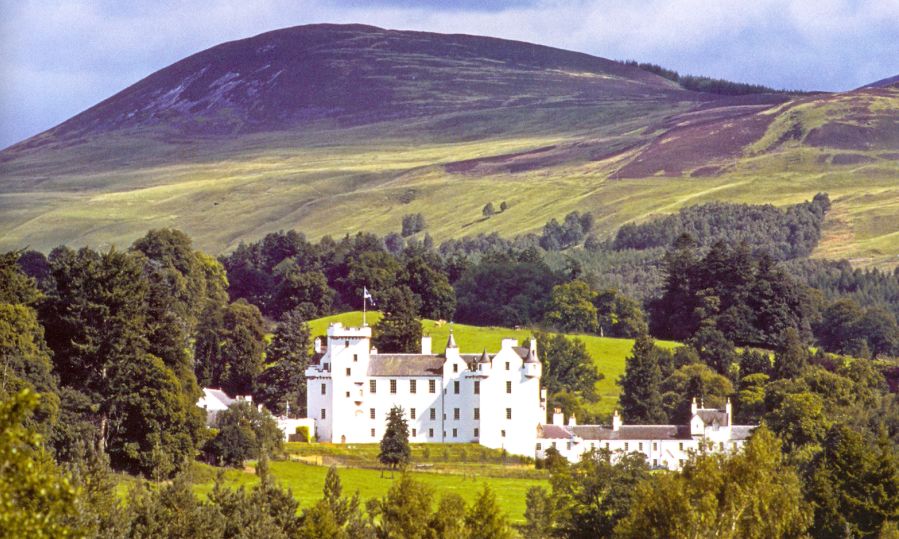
[345, 391, 350, 398]
[429, 380, 436, 393]
[625, 442, 630, 451]
[536, 443, 541, 450]
[475, 428, 480, 437]
[506, 381, 512, 393]
[412, 428, 417, 437]
[371, 428, 375, 437]
[410, 408, 416, 420]
[345, 367, 351, 376]
[453, 364, 458, 373]
[506, 408, 512, 420]
[605, 442, 610, 449]
[320, 409, 326, 419]
[501, 430, 506, 438]
[679, 442, 684, 451]
[370, 380, 376, 393]
[410, 380, 417, 394]
[639, 442, 643, 451]
[474, 408, 480, 420]
[474, 381, 480, 394]
[453, 381, 459, 394]
[452, 428, 457, 437]
[454, 408, 460, 420]
[353, 354, 358, 362]
[390, 379, 397, 394]
[505, 361, 510, 370]
[370, 408, 375, 419]
[653, 459, 658, 467]
[323, 363, 329, 371]
[653, 442, 658, 451]
[567, 442, 572, 450]
[321, 383, 327, 395]
[430, 408, 436, 420]
[429, 428, 434, 437]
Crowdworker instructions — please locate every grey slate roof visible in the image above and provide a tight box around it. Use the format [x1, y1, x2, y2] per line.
[478, 349, 491, 363]
[512, 346, 529, 359]
[525, 348, 540, 364]
[730, 426, 755, 440]
[367, 354, 444, 376]
[446, 332, 458, 348]
[541, 424, 698, 441]
[696, 410, 729, 426]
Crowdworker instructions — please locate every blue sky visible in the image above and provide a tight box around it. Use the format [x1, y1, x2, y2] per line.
[1, 0, 897, 148]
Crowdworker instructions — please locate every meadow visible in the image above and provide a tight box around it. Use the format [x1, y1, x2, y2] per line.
[310, 311, 681, 417]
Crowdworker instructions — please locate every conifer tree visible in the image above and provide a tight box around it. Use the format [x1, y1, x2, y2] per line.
[379, 406, 411, 471]
[618, 334, 667, 424]
[373, 287, 422, 353]
[464, 485, 512, 539]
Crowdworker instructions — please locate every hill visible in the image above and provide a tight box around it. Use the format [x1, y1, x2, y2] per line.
[309, 311, 681, 417]
[0, 24, 896, 268]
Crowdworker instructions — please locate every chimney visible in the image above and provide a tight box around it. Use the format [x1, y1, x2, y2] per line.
[568, 415, 577, 427]
[725, 398, 732, 426]
[421, 335, 432, 355]
[501, 338, 517, 350]
[552, 408, 564, 426]
[612, 410, 622, 432]
[529, 337, 537, 355]
[691, 397, 698, 415]
[314, 338, 322, 353]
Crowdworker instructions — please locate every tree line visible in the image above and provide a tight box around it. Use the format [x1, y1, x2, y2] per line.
[621, 59, 805, 95]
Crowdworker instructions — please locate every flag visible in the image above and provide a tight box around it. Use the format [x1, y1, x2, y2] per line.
[363, 287, 375, 305]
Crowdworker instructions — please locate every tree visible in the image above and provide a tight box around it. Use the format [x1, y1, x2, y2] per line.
[368, 474, 433, 538]
[204, 401, 283, 467]
[401, 254, 456, 320]
[618, 335, 667, 424]
[522, 486, 555, 539]
[661, 363, 733, 423]
[454, 257, 559, 327]
[689, 325, 737, 375]
[858, 306, 899, 358]
[499, 201, 508, 212]
[428, 493, 467, 539]
[255, 308, 313, 416]
[0, 390, 80, 538]
[219, 300, 267, 396]
[537, 333, 603, 412]
[544, 280, 599, 333]
[401, 213, 426, 237]
[772, 327, 808, 379]
[464, 485, 512, 539]
[482, 202, 496, 218]
[594, 288, 648, 337]
[373, 287, 422, 353]
[271, 265, 333, 318]
[379, 406, 411, 472]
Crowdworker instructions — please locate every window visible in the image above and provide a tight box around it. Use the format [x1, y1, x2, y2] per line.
[429, 428, 434, 437]
[429, 380, 436, 393]
[345, 391, 350, 398]
[410, 380, 417, 394]
[474, 381, 480, 394]
[552, 441, 556, 448]
[453, 364, 458, 373]
[653, 459, 658, 467]
[679, 459, 685, 467]
[505, 361, 510, 370]
[353, 354, 358, 362]
[323, 362, 329, 371]
[370, 380, 376, 393]
[474, 428, 479, 437]
[320, 409, 326, 419]
[370, 408, 375, 419]
[567, 442, 572, 450]
[605, 442, 610, 449]
[390, 379, 397, 394]
[638, 442, 643, 451]
[452, 428, 457, 437]
[536, 443, 541, 450]
[410, 408, 416, 419]
[345, 368, 351, 376]
[321, 383, 327, 395]
[625, 442, 629, 451]
[454, 408, 460, 420]
[653, 442, 658, 451]
[453, 381, 459, 394]
[501, 430, 506, 438]
[371, 428, 375, 437]
[345, 340, 350, 347]
[506, 408, 512, 420]
[474, 408, 480, 420]
[412, 428, 417, 437]
[506, 381, 512, 393]
[678, 442, 684, 451]
[430, 408, 436, 420]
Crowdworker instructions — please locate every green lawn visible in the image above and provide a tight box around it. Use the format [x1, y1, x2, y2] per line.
[190, 459, 546, 524]
[310, 311, 681, 417]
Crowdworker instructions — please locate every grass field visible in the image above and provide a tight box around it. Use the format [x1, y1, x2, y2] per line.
[189, 457, 547, 524]
[310, 311, 681, 417]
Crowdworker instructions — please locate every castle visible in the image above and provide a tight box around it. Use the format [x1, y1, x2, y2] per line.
[305, 323, 755, 466]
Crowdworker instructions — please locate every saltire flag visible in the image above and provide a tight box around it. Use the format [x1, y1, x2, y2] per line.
[363, 287, 375, 305]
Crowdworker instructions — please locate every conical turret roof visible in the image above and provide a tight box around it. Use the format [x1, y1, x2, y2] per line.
[525, 347, 540, 364]
[446, 330, 458, 349]
[478, 348, 491, 363]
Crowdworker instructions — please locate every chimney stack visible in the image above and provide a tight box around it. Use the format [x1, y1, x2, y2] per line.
[421, 335, 432, 355]
[612, 410, 622, 432]
[552, 408, 564, 426]
[568, 415, 577, 426]
[691, 397, 698, 415]
[725, 398, 732, 426]
[314, 338, 322, 354]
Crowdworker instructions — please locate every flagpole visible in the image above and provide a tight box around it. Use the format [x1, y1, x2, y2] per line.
[363, 287, 367, 327]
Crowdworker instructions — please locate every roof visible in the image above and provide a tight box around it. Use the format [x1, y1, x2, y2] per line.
[446, 331, 458, 348]
[367, 354, 444, 376]
[478, 349, 491, 364]
[525, 348, 540, 364]
[512, 346, 529, 359]
[730, 426, 755, 440]
[203, 388, 235, 408]
[538, 424, 573, 439]
[696, 410, 729, 426]
[540, 423, 710, 441]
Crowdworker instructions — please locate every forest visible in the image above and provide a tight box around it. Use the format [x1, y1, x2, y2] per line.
[3, 192, 899, 537]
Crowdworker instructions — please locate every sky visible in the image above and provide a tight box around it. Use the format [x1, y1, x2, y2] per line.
[1, 0, 897, 148]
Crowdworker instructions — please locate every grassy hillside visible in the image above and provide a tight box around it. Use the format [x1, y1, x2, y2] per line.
[1, 25, 895, 268]
[310, 311, 681, 417]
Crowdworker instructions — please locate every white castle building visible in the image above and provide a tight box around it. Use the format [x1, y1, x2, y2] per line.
[536, 399, 755, 470]
[306, 323, 755, 467]
[305, 323, 545, 456]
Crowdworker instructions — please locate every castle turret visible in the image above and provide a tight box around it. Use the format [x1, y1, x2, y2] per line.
[523, 347, 541, 378]
[477, 349, 492, 373]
